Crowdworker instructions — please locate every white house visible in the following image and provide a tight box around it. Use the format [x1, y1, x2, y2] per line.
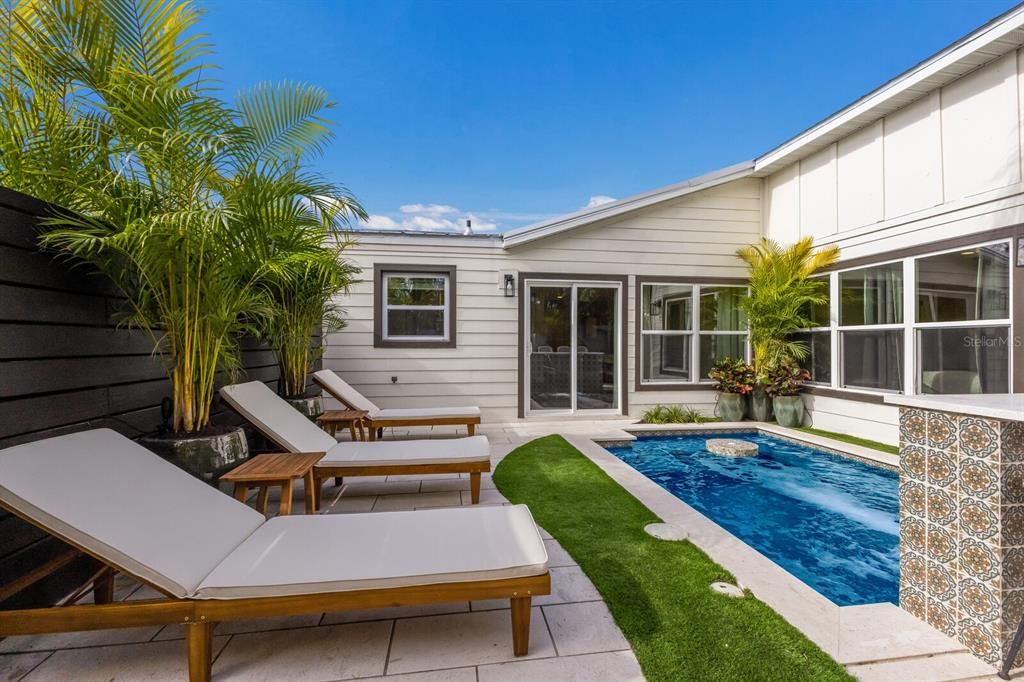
[326, 6, 1024, 445]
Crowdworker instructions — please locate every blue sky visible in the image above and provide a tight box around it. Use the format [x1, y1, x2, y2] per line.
[201, 0, 1017, 233]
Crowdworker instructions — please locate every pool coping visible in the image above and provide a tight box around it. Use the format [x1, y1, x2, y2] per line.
[566, 432, 983, 672]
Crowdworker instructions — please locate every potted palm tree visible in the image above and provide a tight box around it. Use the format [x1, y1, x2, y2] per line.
[2, 0, 360, 475]
[708, 358, 755, 422]
[220, 83, 365, 418]
[736, 237, 839, 421]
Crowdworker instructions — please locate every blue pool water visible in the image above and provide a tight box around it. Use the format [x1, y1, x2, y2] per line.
[606, 433, 899, 606]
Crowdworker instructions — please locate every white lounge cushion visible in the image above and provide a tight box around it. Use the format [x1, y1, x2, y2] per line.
[195, 505, 547, 599]
[314, 370, 480, 421]
[322, 436, 490, 467]
[0, 429, 264, 599]
[313, 370, 381, 416]
[374, 406, 481, 420]
[221, 381, 337, 453]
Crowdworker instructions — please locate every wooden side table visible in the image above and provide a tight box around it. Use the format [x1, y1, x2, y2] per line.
[317, 409, 369, 441]
[221, 452, 325, 516]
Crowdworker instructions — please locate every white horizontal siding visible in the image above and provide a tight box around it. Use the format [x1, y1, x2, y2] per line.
[325, 178, 762, 422]
[801, 395, 900, 447]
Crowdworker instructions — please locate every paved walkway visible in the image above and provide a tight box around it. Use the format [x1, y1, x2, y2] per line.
[0, 424, 644, 682]
[2, 419, 1014, 681]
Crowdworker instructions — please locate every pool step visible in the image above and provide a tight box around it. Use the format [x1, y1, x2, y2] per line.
[846, 651, 998, 681]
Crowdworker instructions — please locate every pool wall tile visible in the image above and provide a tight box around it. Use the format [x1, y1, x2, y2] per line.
[900, 406, 1024, 669]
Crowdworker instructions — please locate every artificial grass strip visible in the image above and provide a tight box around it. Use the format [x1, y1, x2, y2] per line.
[493, 435, 852, 682]
[795, 426, 899, 455]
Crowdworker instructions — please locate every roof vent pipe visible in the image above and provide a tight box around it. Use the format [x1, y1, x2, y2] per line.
[464, 219, 473, 236]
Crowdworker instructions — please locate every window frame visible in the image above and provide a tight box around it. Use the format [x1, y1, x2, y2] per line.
[373, 264, 457, 348]
[800, 236, 1016, 400]
[636, 278, 750, 391]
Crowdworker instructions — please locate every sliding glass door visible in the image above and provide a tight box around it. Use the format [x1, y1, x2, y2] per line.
[525, 280, 621, 415]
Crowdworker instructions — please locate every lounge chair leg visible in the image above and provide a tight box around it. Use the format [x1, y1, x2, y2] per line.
[334, 476, 343, 488]
[467, 423, 475, 436]
[186, 620, 214, 682]
[511, 596, 531, 656]
[470, 472, 481, 504]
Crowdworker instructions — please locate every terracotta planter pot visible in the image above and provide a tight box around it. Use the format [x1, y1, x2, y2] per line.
[749, 384, 773, 422]
[773, 395, 804, 427]
[140, 425, 249, 480]
[717, 393, 745, 422]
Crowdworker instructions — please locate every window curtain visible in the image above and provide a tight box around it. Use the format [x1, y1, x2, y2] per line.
[861, 267, 903, 391]
[974, 246, 1010, 390]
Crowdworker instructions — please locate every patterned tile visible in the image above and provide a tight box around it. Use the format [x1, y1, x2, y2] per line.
[1004, 547, 1024, 590]
[927, 524, 959, 563]
[901, 409, 928, 447]
[926, 486, 957, 525]
[903, 516, 927, 554]
[961, 538, 1000, 582]
[901, 550, 927, 591]
[960, 617, 1002, 664]
[927, 562, 958, 602]
[960, 577, 1001, 623]
[1005, 506, 1024, 547]
[900, 480, 927, 519]
[927, 412, 959, 451]
[959, 417, 1001, 460]
[901, 445, 928, 483]
[927, 448, 958, 488]
[960, 457, 1000, 501]
[901, 585, 927, 620]
[1002, 588, 1024, 628]
[1003, 422, 1024, 463]
[1004, 464, 1024, 505]
[926, 598, 958, 638]
[961, 499, 999, 541]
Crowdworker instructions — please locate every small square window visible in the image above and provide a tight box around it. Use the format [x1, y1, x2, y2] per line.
[374, 265, 456, 347]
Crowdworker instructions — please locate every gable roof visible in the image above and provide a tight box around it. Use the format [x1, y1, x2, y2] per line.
[502, 3, 1024, 249]
[500, 161, 754, 248]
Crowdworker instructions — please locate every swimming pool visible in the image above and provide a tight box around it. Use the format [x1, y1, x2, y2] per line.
[606, 432, 898, 606]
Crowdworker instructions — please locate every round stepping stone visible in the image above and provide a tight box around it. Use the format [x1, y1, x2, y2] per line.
[710, 581, 745, 598]
[706, 438, 758, 457]
[644, 523, 688, 541]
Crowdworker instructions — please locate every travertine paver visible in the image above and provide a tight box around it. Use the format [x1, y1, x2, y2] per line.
[2, 420, 643, 682]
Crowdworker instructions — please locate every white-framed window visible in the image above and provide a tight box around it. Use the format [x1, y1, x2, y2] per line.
[374, 265, 456, 347]
[799, 237, 1014, 396]
[639, 282, 749, 385]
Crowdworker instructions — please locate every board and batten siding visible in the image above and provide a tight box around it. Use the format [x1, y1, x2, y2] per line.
[762, 48, 1024, 445]
[325, 178, 762, 422]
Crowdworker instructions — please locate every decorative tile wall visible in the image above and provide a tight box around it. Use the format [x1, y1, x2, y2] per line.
[899, 408, 1024, 665]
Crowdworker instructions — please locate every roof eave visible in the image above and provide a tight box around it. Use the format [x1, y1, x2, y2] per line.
[501, 160, 756, 248]
[753, 3, 1024, 175]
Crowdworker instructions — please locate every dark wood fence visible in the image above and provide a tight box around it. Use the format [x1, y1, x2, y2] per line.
[0, 186, 321, 608]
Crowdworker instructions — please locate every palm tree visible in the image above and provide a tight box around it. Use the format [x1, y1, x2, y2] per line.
[0, 0, 362, 431]
[736, 237, 840, 378]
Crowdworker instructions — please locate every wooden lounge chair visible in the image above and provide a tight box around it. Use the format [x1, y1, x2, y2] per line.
[313, 369, 482, 439]
[0, 429, 550, 682]
[220, 381, 491, 503]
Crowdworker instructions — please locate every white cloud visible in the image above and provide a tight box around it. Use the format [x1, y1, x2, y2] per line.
[360, 202, 501, 233]
[362, 214, 400, 229]
[399, 203, 459, 216]
[585, 195, 616, 209]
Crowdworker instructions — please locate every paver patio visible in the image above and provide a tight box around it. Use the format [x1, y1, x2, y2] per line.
[1, 419, 1013, 681]
[0, 423, 643, 682]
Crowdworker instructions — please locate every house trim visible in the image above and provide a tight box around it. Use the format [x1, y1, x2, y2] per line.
[373, 263, 458, 349]
[516, 272, 629, 418]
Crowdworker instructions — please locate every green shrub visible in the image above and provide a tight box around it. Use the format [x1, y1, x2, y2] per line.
[642, 404, 710, 424]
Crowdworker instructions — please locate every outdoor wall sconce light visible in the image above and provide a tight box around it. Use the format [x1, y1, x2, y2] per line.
[503, 273, 516, 297]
